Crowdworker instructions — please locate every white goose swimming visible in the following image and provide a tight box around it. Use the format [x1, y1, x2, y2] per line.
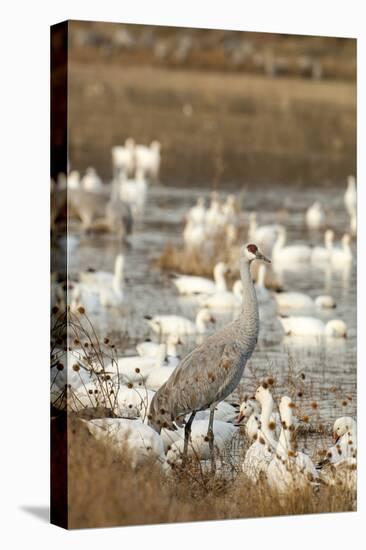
[144, 308, 215, 336]
[274, 291, 336, 310]
[248, 212, 284, 255]
[331, 234, 353, 267]
[198, 279, 243, 310]
[267, 396, 318, 493]
[272, 227, 312, 264]
[75, 254, 125, 309]
[242, 385, 277, 483]
[279, 316, 347, 338]
[172, 261, 229, 295]
[311, 229, 334, 263]
[79, 254, 125, 290]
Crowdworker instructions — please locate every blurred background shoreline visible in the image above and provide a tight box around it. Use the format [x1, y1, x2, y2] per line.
[68, 21, 356, 187]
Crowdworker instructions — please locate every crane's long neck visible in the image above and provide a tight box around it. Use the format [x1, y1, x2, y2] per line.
[238, 259, 259, 340]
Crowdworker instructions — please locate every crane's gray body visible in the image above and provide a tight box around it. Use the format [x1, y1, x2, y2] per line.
[148, 248, 260, 433]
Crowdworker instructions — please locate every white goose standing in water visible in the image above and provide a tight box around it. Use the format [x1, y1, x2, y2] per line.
[344, 176, 356, 216]
[148, 243, 270, 471]
[267, 396, 319, 493]
[242, 384, 277, 482]
[306, 201, 325, 229]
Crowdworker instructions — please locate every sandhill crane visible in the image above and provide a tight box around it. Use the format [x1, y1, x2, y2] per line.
[148, 243, 270, 471]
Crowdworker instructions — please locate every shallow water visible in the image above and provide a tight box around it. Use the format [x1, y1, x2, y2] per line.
[62, 182, 356, 456]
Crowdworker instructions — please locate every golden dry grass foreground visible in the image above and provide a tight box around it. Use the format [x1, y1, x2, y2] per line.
[68, 23, 356, 186]
[63, 416, 355, 529]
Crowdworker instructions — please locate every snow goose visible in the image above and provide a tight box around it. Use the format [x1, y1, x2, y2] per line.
[76, 254, 125, 309]
[115, 385, 155, 420]
[165, 420, 237, 464]
[311, 229, 334, 263]
[331, 234, 353, 267]
[193, 401, 240, 423]
[222, 194, 239, 225]
[272, 227, 311, 264]
[242, 385, 277, 483]
[109, 344, 168, 385]
[267, 396, 318, 493]
[111, 138, 135, 177]
[81, 167, 103, 191]
[274, 291, 335, 310]
[79, 254, 125, 290]
[83, 418, 165, 467]
[144, 308, 215, 336]
[322, 416, 357, 465]
[51, 349, 96, 392]
[248, 212, 284, 255]
[344, 175, 356, 217]
[236, 396, 280, 439]
[198, 279, 242, 310]
[254, 264, 272, 305]
[279, 316, 347, 338]
[67, 170, 80, 190]
[136, 334, 183, 361]
[187, 197, 206, 225]
[135, 140, 161, 181]
[119, 168, 148, 216]
[144, 365, 177, 391]
[205, 194, 226, 232]
[172, 262, 229, 295]
[183, 219, 206, 250]
[350, 210, 357, 236]
[317, 417, 357, 489]
[305, 201, 325, 229]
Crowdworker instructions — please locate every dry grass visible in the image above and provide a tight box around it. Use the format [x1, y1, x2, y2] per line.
[67, 54, 356, 185]
[51, 309, 356, 529]
[65, 416, 355, 529]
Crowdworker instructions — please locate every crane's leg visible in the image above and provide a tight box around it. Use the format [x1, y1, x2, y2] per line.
[182, 411, 196, 466]
[207, 405, 216, 474]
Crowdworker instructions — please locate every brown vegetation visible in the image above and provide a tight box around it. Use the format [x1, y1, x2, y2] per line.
[67, 416, 355, 529]
[67, 22, 356, 186]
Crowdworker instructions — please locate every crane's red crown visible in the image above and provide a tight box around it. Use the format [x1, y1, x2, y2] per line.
[247, 244, 258, 254]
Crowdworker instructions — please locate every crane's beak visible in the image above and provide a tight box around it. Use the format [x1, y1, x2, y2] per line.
[256, 251, 271, 263]
[333, 431, 340, 443]
[235, 411, 245, 425]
